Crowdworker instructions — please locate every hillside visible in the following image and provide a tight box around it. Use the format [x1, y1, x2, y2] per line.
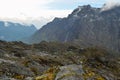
[0, 40, 120, 80]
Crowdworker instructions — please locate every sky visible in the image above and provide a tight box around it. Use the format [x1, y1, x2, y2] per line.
[0, 0, 120, 29]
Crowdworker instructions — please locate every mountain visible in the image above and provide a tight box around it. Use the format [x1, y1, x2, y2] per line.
[0, 21, 37, 41]
[30, 5, 120, 53]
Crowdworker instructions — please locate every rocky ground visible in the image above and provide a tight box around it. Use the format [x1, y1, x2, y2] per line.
[0, 40, 120, 80]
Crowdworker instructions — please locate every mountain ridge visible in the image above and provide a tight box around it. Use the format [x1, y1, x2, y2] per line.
[0, 21, 37, 41]
[30, 5, 120, 53]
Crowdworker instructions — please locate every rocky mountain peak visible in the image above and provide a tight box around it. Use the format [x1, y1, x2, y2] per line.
[30, 4, 120, 53]
[70, 5, 100, 18]
[81, 5, 91, 9]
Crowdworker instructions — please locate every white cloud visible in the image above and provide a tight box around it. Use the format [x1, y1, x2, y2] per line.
[0, 0, 53, 18]
[101, 0, 120, 11]
[1, 0, 119, 28]
[0, 0, 72, 28]
[0, 9, 72, 29]
[0, 0, 104, 19]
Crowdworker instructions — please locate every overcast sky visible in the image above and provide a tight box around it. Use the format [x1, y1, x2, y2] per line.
[0, 0, 119, 29]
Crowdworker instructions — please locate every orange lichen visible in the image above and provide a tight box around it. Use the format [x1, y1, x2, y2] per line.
[13, 75, 25, 79]
[95, 76, 105, 80]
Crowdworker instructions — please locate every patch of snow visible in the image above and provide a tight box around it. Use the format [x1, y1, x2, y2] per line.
[73, 7, 81, 17]
[4, 22, 9, 27]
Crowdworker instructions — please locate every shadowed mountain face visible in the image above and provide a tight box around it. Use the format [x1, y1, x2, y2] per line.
[30, 5, 120, 53]
[0, 21, 37, 41]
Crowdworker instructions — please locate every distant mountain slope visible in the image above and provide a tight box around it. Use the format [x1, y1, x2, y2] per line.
[30, 5, 120, 53]
[0, 21, 37, 41]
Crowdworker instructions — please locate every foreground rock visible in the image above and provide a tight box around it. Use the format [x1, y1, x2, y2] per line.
[55, 64, 84, 80]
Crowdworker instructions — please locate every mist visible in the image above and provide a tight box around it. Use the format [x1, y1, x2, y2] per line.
[101, 0, 120, 11]
[0, 17, 54, 29]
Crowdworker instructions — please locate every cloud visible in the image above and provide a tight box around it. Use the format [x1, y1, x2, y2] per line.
[1, 0, 119, 28]
[101, 0, 120, 11]
[0, 0, 72, 28]
[0, 0, 53, 18]
[0, 9, 72, 29]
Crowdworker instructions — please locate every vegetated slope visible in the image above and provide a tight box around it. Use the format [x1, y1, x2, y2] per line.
[0, 21, 37, 41]
[0, 40, 120, 80]
[30, 5, 120, 53]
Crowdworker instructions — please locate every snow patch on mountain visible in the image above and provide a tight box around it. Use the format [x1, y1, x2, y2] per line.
[73, 7, 82, 17]
[4, 22, 9, 27]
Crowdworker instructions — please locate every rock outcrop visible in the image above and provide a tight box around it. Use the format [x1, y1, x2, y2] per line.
[0, 41, 120, 80]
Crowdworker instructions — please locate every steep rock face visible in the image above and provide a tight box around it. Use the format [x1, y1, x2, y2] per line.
[30, 5, 120, 53]
[0, 21, 37, 41]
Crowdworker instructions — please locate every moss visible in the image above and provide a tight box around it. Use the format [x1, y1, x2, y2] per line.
[35, 66, 60, 80]
[21, 60, 30, 67]
[82, 71, 95, 79]
[57, 72, 76, 80]
[82, 65, 106, 80]
[0, 71, 3, 76]
[95, 76, 105, 80]
[35, 74, 53, 80]
[30, 67, 39, 75]
[13, 74, 25, 80]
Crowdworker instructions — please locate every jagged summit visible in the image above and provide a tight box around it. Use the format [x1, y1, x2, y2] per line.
[76, 5, 93, 10]
[69, 5, 100, 18]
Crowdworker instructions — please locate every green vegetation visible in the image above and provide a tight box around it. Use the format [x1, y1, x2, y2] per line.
[0, 40, 120, 79]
